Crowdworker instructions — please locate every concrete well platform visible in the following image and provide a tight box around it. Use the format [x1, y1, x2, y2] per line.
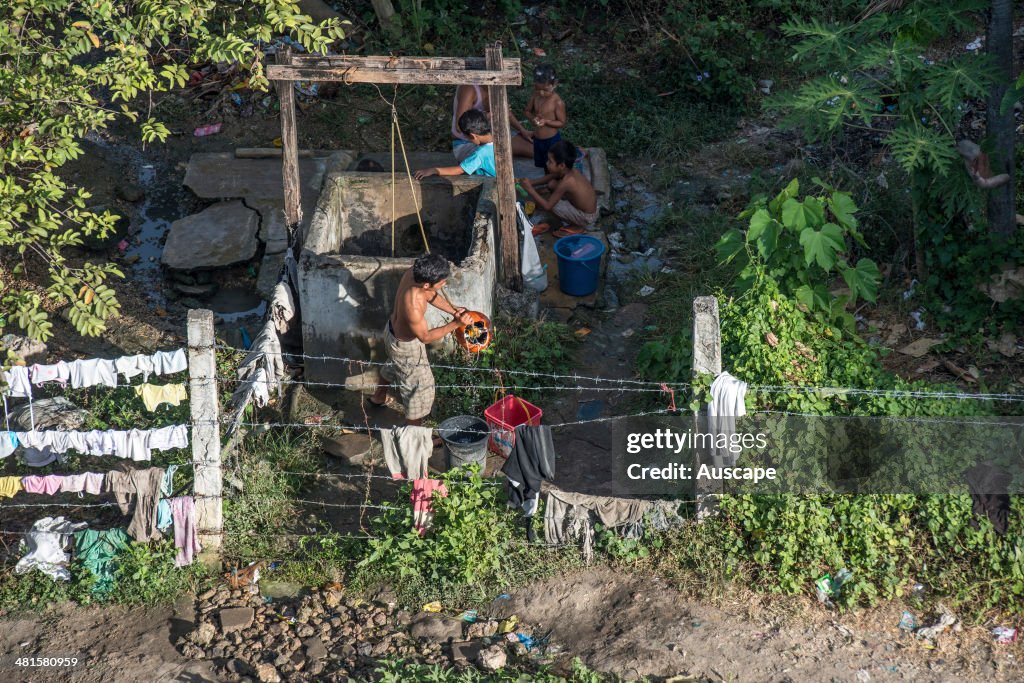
[298, 171, 497, 386]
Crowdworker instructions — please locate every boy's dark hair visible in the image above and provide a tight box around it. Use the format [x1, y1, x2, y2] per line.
[549, 139, 577, 168]
[533, 64, 557, 84]
[458, 109, 491, 137]
[355, 158, 385, 172]
[413, 253, 450, 285]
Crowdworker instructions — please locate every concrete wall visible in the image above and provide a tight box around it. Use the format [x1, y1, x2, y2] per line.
[299, 172, 497, 386]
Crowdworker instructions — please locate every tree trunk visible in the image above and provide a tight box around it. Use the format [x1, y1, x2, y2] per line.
[371, 0, 401, 38]
[985, 0, 1016, 238]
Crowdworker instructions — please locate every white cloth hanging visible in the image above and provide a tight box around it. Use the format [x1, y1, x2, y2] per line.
[708, 371, 748, 467]
[15, 425, 188, 461]
[67, 358, 118, 389]
[29, 361, 70, 387]
[15, 516, 87, 581]
[152, 349, 187, 376]
[3, 366, 33, 398]
[115, 354, 157, 382]
[270, 282, 296, 335]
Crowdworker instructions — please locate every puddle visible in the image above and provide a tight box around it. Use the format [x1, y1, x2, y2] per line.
[207, 286, 266, 322]
[84, 134, 195, 310]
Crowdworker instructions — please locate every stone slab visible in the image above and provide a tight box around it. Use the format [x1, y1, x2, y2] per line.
[183, 153, 329, 230]
[251, 202, 290, 244]
[321, 433, 374, 466]
[256, 251, 286, 300]
[162, 200, 259, 270]
[219, 607, 255, 634]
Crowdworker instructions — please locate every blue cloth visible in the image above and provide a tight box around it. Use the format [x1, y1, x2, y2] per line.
[157, 498, 173, 531]
[459, 143, 496, 177]
[0, 431, 18, 458]
[533, 131, 561, 169]
[161, 464, 179, 497]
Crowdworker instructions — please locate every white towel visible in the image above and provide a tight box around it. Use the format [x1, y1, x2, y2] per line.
[3, 366, 33, 397]
[115, 354, 156, 382]
[67, 358, 118, 389]
[708, 371, 748, 467]
[152, 349, 187, 376]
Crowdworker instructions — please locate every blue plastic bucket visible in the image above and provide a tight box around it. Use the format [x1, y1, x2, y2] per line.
[554, 234, 605, 296]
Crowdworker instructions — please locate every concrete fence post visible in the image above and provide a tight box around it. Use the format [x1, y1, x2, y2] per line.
[691, 296, 722, 521]
[188, 309, 222, 565]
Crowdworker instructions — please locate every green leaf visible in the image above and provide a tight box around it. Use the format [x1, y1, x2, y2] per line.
[798, 222, 845, 270]
[827, 191, 858, 231]
[840, 258, 881, 303]
[782, 197, 825, 232]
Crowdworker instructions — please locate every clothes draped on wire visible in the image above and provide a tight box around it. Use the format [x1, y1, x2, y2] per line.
[134, 383, 188, 412]
[0, 431, 19, 458]
[15, 516, 87, 581]
[170, 496, 201, 566]
[380, 425, 433, 480]
[102, 465, 165, 542]
[15, 425, 188, 463]
[74, 528, 131, 595]
[410, 479, 448, 536]
[708, 371, 748, 467]
[501, 424, 556, 519]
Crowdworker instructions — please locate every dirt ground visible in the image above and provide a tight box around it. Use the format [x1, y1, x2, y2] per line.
[2, 567, 1021, 683]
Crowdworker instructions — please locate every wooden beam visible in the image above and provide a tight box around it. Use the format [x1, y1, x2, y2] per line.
[266, 55, 521, 85]
[486, 43, 521, 291]
[274, 49, 302, 234]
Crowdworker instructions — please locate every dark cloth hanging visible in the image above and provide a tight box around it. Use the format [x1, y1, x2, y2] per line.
[963, 461, 1011, 536]
[501, 424, 556, 519]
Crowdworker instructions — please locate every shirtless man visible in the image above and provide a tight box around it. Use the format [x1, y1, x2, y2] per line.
[520, 139, 598, 230]
[370, 253, 472, 427]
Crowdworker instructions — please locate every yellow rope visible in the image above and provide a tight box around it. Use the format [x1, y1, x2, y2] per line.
[390, 107, 396, 257]
[391, 107, 431, 255]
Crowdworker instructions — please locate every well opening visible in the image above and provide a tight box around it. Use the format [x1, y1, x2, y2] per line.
[334, 175, 482, 263]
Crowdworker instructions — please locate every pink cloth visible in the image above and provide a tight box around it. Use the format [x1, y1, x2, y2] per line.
[410, 479, 448, 536]
[59, 472, 105, 495]
[21, 474, 64, 495]
[170, 496, 201, 566]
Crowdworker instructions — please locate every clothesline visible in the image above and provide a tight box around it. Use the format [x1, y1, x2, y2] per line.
[2, 348, 188, 399]
[3, 425, 189, 465]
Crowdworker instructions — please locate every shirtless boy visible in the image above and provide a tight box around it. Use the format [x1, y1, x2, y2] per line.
[520, 139, 598, 230]
[524, 64, 566, 168]
[371, 253, 472, 427]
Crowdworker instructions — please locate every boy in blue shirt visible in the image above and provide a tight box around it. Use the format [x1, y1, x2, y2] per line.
[415, 110, 495, 179]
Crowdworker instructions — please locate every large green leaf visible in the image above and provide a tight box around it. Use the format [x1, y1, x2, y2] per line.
[746, 208, 782, 258]
[840, 258, 881, 303]
[798, 222, 845, 270]
[782, 196, 826, 232]
[827, 191, 858, 231]
[715, 228, 746, 265]
[794, 283, 832, 313]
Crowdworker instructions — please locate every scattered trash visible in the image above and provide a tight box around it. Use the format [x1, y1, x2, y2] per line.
[272, 137, 282, 147]
[263, 596, 273, 604]
[304, 415, 325, 425]
[902, 279, 917, 300]
[915, 610, 957, 641]
[758, 79, 774, 95]
[661, 266, 675, 274]
[510, 632, 536, 651]
[639, 285, 655, 297]
[193, 123, 222, 137]
[965, 37, 983, 51]
[575, 327, 591, 337]
[230, 92, 243, 106]
[223, 561, 262, 589]
[117, 239, 129, 252]
[532, 47, 546, 57]
[459, 609, 478, 623]
[690, 620, 702, 628]
[524, 200, 536, 215]
[855, 670, 871, 683]
[422, 601, 442, 613]
[993, 626, 1018, 644]
[899, 611, 917, 631]
[495, 593, 511, 601]
[498, 615, 518, 633]
[910, 310, 926, 330]
[621, 329, 635, 338]
[816, 570, 852, 605]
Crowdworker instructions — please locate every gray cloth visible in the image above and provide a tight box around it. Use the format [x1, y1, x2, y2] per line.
[380, 425, 432, 480]
[103, 465, 165, 542]
[544, 491, 682, 562]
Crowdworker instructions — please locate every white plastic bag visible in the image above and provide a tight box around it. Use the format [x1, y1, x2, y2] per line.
[517, 202, 547, 292]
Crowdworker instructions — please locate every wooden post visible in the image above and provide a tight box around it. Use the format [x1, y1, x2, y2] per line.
[188, 309, 222, 565]
[486, 42, 522, 290]
[691, 296, 722, 521]
[275, 48, 302, 237]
